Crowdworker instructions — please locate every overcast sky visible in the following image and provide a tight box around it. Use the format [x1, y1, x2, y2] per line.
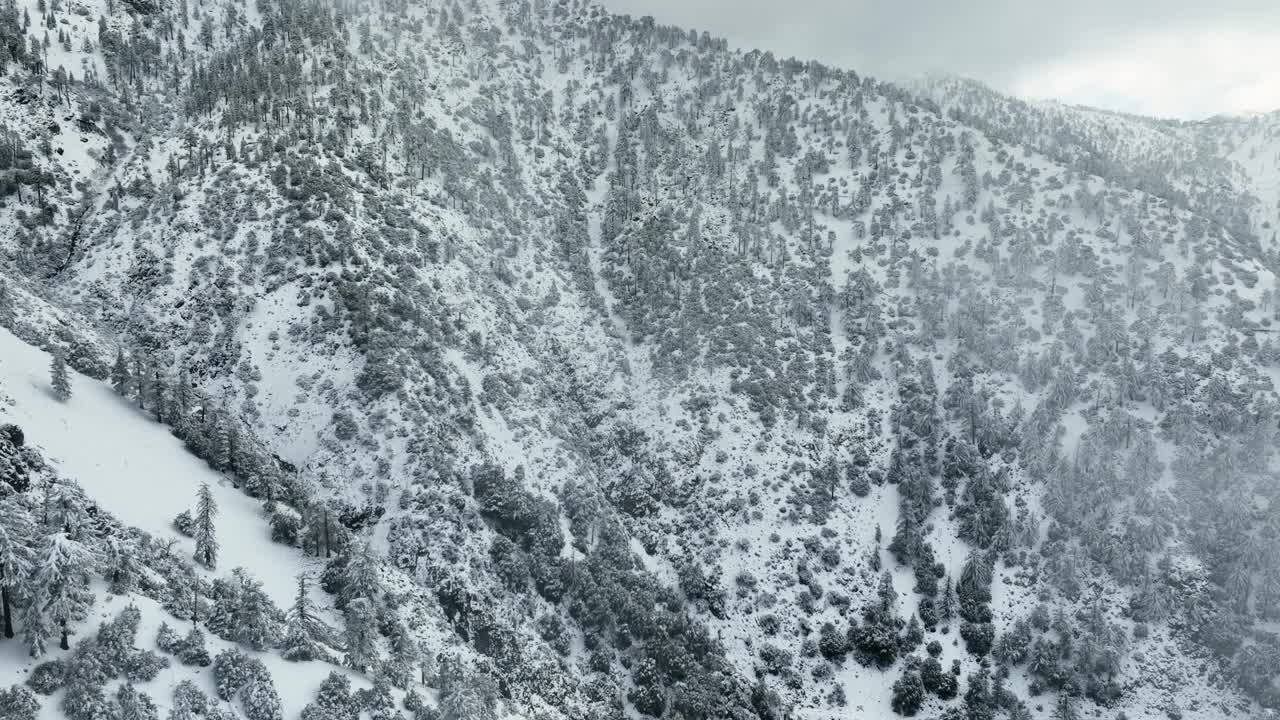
[596, 0, 1280, 119]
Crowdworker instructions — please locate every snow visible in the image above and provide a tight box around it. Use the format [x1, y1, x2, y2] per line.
[0, 589, 369, 719]
[0, 326, 314, 608]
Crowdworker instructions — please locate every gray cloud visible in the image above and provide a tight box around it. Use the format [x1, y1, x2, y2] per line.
[595, 0, 1280, 117]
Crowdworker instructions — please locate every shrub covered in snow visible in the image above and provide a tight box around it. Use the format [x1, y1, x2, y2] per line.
[0, 684, 40, 720]
[25, 659, 66, 695]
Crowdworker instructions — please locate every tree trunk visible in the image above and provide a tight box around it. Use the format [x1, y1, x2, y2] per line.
[323, 511, 331, 558]
[1, 585, 12, 639]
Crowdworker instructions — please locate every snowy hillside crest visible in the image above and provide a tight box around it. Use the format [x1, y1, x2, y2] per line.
[0, 0, 1278, 718]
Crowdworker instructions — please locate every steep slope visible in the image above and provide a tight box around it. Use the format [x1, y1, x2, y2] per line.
[0, 0, 1277, 718]
[917, 75, 1278, 248]
[0, 318, 383, 718]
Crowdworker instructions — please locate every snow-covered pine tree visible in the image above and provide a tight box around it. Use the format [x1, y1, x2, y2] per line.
[102, 534, 138, 594]
[19, 584, 50, 658]
[342, 597, 378, 672]
[230, 570, 278, 651]
[194, 482, 218, 569]
[240, 678, 283, 720]
[49, 349, 70, 402]
[110, 349, 131, 395]
[0, 495, 35, 639]
[382, 617, 421, 688]
[131, 354, 148, 411]
[35, 532, 97, 651]
[0, 277, 14, 329]
[172, 369, 194, 436]
[299, 671, 356, 720]
[150, 371, 169, 424]
[339, 540, 381, 609]
[115, 682, 160, 720]
[281, 573, 323, 661]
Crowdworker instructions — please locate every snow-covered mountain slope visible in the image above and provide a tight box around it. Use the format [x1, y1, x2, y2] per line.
[0, 320, 391, 718]
[917, 75, 1280, 251]
[0, 326, 306, 606]
[0, 0, 1277, 718]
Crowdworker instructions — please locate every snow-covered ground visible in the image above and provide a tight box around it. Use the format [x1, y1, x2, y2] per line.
[0, 325, 319, 607]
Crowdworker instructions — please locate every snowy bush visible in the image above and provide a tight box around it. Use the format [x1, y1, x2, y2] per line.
[25, 659, 66, 695]
[960, 621, 995, 657]
[155, 622, 182, 654]
[817, 622, 850, 661]
[890, 666, 925, 716]
[115, 682, 160, 720]
[354, 679, 396, 713]
[61, 682, 113, 720]
[173, 509, 195, 537]
[0, 423, 30, 491]
[63, 639, 113, 687]
[212, 648, 271, 701]
[240, 679, 284, 720]
[170, 680, 209, 717]
[0, 684, 41, 720]
[156, 622, 211, 666]
[123, 649, 170, 682]
[921, 657, 958, 699]
[300, 672, 357, 720]
[178, 627, 212, 666]
[270, 509, 301, 545]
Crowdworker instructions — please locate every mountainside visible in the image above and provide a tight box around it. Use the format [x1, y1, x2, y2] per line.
[0, 1, 1278, 719]
[917, 75, 1280, 252]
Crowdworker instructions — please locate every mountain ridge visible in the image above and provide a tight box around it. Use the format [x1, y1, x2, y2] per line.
[0, 0, 1278, 718]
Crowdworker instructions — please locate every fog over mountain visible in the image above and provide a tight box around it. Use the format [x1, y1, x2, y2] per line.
[600, 0, 1280, 118]
[0, 1, 1278, 720]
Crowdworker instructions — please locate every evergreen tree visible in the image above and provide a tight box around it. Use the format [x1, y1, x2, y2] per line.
[131, 355, 148, 411]
[342, 597, 377, 672]
[231, 570, 278, 651]
[110, 349, 131, 395]
[30, 532, 96, 652]
[173, 369, 193, 435]
[300, 672, 357, 720]
[0, 497, 34, 640]
[338, 540, 380, 609]
[194, 483, 218, 569]
[50, 349, 70, 402]
[890, 666, 926, 716]
[0, 278, 14, 329]
[0, 683, 40, 720]
[19, 587, 50, 657]
[116, 682, 160, 720]
[281, 573, 323, 662]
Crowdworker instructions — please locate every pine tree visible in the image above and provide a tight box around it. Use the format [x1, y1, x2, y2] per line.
[194, 483, 218, 569]
[0, 277, 14, 328]
[31, 532, 96, 652]
[110, 349, 131, 395]
[281, 573, 323, 661]
[343, 597, 378, 672]
[300, 672, 356, 720]
[20, 589, 50, 657]
[890, 666, 925, 716]
[116, 682, 160, 720]
[50, 349, 70, 402]
[0, 493, 36, 642]
[939, 577, 957, 623]
[0, 517, 32, 640]
[173, 369, 193, 435]
[339, 540, 381, 608]
[231, 570, 278, 651]
[131, 355, 148, 411]
[151, 371, 169, 424]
